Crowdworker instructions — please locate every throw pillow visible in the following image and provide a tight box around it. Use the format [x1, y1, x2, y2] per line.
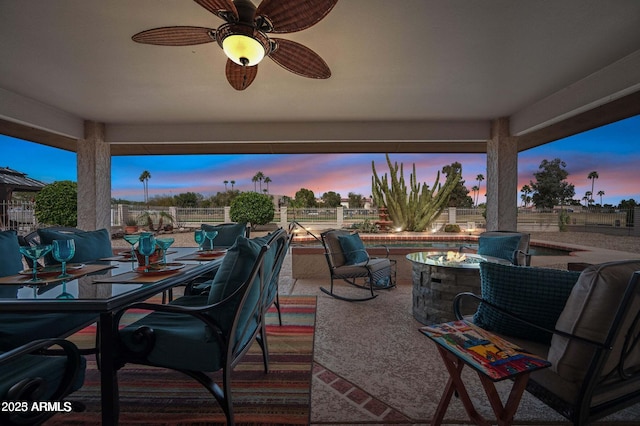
[37, 228, 113, 265]
[0, 230, 24, 277]
[473, 262, 581, 344]
[477, 235, 522, 264]
[337, 233, 369, 265]
[201, 223, 247, 249]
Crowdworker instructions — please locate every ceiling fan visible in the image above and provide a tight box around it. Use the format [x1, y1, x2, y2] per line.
[132, 0, 338, 90]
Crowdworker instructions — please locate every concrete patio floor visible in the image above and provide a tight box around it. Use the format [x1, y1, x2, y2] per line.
[279, 233, 640, 425]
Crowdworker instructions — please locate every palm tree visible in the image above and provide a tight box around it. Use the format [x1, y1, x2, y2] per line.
[252, 171, 265, 192]
[264, 176, 272, 194]
[597, 190, 605, 206]
[475, 174, 485, 206]
[585, 191, 593, 207]
[471, 185, 479, 206]
[139, 170, 151, 204]
[230, 180, 235, 190]
[588, 171, 599, 201]
[223, 180, 228, 191]
[520, 184, 532, 207]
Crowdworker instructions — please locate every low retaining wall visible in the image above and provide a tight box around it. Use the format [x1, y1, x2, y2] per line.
[291, 246, 428, 285]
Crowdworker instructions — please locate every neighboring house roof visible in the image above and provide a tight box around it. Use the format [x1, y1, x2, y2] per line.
[0, 167, 46, 192]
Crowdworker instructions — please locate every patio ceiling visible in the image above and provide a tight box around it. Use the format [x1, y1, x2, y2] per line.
[1, 0, 639, 155]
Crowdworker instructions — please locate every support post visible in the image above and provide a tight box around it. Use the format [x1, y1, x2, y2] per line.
[77, 121, 111, 231]
[486, 118, 518, 231]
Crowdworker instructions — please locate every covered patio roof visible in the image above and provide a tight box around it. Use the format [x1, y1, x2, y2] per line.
[1, 0, 639, 155]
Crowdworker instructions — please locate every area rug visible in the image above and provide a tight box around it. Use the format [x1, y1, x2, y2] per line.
[45, 295, 317, 425]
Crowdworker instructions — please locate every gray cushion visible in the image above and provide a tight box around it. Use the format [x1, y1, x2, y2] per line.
[37, 228, 112, 265]
[0, 230, 24, 277]
[549, 260, 640, 382]
[474, 262, 581, 343]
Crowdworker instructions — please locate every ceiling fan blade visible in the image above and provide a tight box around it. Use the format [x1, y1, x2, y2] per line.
[132, 26, 215, 46]
[255, 0, 338, 33]
[269, 38, 331, 79]
[225, 59, 258, 90]
[193, 0, 238, 22]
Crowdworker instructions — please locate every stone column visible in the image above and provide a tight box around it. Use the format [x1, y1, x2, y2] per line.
[486, 118, 518, 231]
[77, 121, 111, 231]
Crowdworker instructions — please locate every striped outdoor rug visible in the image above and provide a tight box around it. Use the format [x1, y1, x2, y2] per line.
[45, 295, 317, 425]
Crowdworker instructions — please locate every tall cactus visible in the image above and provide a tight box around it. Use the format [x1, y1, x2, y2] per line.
[372, 154, 462, 231]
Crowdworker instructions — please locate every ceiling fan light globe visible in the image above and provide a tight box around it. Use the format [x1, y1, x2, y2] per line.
[222, 34, 265, 66]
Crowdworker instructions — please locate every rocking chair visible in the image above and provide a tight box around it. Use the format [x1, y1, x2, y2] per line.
[320, 229, 396, 302]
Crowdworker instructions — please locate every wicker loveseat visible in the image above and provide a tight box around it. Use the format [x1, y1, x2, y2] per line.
[454, 259, 640, 425]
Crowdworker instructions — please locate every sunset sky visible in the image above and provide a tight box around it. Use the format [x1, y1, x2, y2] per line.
[2, 115, 639, 206]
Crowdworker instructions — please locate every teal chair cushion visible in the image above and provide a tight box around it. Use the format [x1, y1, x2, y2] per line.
[337, 233, 369, 265]
[473, 262, 581, 343]
[477, 234, 521, 263]
[37, 228, 112, 265]
[0, 230, 24, 277]
[201, 223, 247, 249]
[0, 347, 86, 400]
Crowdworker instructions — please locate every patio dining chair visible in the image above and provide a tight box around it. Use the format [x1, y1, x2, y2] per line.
[0, 338, 86, 425]
[320, 229, 396, 302]
[114, 229, 286, 425]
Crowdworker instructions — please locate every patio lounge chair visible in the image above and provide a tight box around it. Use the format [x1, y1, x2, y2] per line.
[453, 259, 640, 425]
[461, 230, 531, 266]
[320, 229, 396, 302]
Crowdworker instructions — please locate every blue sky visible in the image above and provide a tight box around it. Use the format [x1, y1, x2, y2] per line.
[2, 115, 639, 206]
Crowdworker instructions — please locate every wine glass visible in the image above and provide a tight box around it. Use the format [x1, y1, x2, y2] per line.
[19, 245, 53, 283]
[52, 239, 76, 278]
[56, 280, 74, 299]
[123, 233, 141, 270]
[194, 229, 205, 251]
[203, 230, 218, 251]
[137, 234, 156, 272]
[155, 237, 174, 265]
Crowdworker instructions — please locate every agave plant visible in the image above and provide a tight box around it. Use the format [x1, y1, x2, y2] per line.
[137, 210, 174, 232]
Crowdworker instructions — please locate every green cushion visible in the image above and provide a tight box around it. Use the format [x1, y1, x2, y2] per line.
[337, 233, 369, 265]
[477, 234, 521, 264]
[0, 230, 24, 277]
[201, 223, 247, 249]
[37, 228, 112, 265]
[473, 262, 581, 343]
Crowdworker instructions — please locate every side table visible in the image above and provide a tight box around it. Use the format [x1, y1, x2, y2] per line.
[420, 320, 551, 426]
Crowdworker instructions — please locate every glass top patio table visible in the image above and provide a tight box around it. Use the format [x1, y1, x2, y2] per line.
[0, 247, 222, 312]
[0, 246, 224, 426]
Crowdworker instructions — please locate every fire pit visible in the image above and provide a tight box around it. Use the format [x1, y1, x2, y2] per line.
[406, 251, 511, 324]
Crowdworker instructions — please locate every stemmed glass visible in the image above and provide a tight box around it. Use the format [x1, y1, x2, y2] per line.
[203, 230, 218, 251]
[155, 237, 174, 265]
[56, 281, 74, 299]
[52, 239, 76, 278]
[194, 229, 205, 251]
[18, 245, 53, 283]
[137, 233, 156, 272]
[123, 233, 141, 270]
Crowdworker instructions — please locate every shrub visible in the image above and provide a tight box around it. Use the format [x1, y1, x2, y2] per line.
[34, 181, 78, 227]
[230, 192, 275, 230]
[443, 224, 461, 233]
